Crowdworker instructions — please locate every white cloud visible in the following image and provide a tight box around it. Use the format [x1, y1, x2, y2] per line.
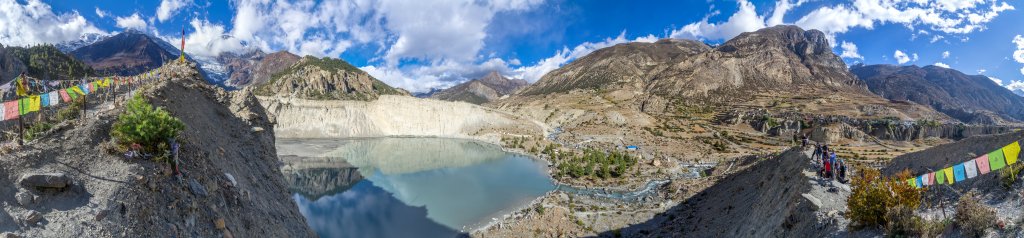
[794, 0, 1014, 35]
[912, 53, 919, 62]
[930, 35, 944, 43]
[942, 51, 950, 59]
[0, 0, 106, 46]
[894, 50, 911, 64]
[1006, 80, 1024, 91]
[95, 7, 108, 18]
[1014, 35, 1024, 75]
[156, 0, 191, 22]
[839, 41, 863, 59]
[510, 31, 661, 83]
[933, 62, 949, 68]
[989, 76, 1002, 86]
[670, 0, 767, 41]
[977, 69, 986, 74]
[115, 13, 148, 31]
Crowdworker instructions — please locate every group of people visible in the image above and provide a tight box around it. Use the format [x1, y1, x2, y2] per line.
[811, 141, 848, 183]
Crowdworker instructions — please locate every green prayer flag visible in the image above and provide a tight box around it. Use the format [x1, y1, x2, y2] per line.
[936, 171, 946, 185]
[989, 149, 1007, 171]
[18, 98, 29, 115]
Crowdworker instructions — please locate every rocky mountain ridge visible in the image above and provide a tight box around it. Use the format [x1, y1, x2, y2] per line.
[852, 64, 1024, 124]
[69, 30, 178, 76]
[253, 56, 407, 100]
[431, 71, 529, 104]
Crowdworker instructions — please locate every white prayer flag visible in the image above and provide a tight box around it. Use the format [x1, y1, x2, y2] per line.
[964, 159, 978, 179]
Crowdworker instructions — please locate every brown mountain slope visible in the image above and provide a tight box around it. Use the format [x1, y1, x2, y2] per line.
[221, 50, 301, 88]
[431, 71, 528, 104]
[254, 56, 407, 100]
[852, 64, 1024, 124]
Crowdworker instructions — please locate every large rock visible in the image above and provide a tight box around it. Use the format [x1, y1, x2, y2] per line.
[18, 173, 72, 189]
[15, 191, 33, 206]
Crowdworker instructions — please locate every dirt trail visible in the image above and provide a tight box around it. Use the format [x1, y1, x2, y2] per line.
[0, 62, 314, 237]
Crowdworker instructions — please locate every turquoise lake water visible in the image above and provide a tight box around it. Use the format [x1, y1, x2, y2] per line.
[277, 138, 555, 238]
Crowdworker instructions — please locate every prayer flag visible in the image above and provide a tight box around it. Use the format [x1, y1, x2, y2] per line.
[915, 176, 923, 188]
[71, 86, 85, 97]
[18, 98, 29, 115]
[59, 89, 71, 102]
[67, 88, 79, 100]
[943, 167, 955, 184]
[976, 155, 991, 174]
[88, 82, 96, 92]
[964, 159, 978, 179]
[927, 172, 935, 185]
[0, 101, 4, 121]
[3, 101, 18, 120]
[40, 92, 50, 107]
[953, 163, 966, 182]
[1004, 141, 1020, 165]
[79, 83, 90, 94]
[989, 149, 1006, 171]
[936, 170, 946, 185]
[907, 178, 915, 188]
[28, 95, 40, 112]
[15, 77, 28, 96]
[48, 92, 59, 107]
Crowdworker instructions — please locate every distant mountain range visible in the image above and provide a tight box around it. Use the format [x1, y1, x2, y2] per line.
[430, 71, 528, 104]
[852, 64, 1024, 124]
[1014, 89, 1024, 97]
[217, 50, 301, 88]
[69, 30, 179, 76]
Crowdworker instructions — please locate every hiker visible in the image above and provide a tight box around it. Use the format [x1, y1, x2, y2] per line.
[801, 135, 808, 148]
[812, 144, 821, 160]
[837, 158, 848, 183]
[823, 157, 832, 179]
[829, 150, 838, 176]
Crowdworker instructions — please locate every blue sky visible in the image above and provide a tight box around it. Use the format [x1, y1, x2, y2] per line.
[2, 0, 1023, 93]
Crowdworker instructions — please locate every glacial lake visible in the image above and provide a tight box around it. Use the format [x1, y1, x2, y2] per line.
[277, 138, 555, 238]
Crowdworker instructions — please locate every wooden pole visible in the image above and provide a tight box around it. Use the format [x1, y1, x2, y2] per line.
[17, 115, 23, 146]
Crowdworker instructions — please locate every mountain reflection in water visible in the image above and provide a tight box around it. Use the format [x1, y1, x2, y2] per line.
[278, 138, 554, 238]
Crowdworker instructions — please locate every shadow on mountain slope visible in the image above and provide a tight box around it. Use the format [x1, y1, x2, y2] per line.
[601, 148, 843, 237]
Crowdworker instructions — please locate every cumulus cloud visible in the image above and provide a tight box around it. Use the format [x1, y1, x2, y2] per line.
[0, 0, 106, 46]
[989, 76, 1002, 86]
[670, 0, 766, 41]
[115, 13, 148, 31]
[794, 0, 1014, 35]
[942, 51, 950, 59]
[894, 50, 911, 64]
[933, 62, 949, 68]
[1014, 35, 1024, 75]
[839, 41, 863, 59]
[1006, 80, 1024, 91]
[156, 0, 191, 22]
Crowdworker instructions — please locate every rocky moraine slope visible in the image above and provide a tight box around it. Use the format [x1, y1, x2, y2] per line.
[0, 62, 314, 237]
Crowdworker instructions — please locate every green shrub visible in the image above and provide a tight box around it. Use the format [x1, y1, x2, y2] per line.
[55, 97, 84, 122]
[1000, 162, 1023, 189]
[23, 121, 53, 141]
[954, 192, 996, 238]
[111, 94, 184, 157]
[847, 168, 922, 229]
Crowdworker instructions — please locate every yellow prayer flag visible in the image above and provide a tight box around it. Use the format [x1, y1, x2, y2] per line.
[28, 95, 41, 112]
[1004, 141, 1020, 165]
[15, 77, 28, 96]
[943, 167, 955, 185]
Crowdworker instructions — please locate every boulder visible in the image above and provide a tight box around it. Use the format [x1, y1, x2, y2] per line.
[18, 173, 72, 189]
[801, 193, 822, 211]
[23, 210, 42, 224]
[15, 191, 33, 206]
[1, 232, 21, 238]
